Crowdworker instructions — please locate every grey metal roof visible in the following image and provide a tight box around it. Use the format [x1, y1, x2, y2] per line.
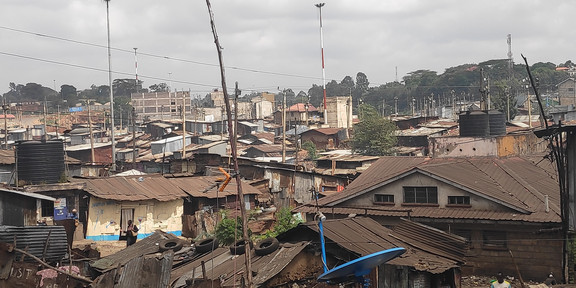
[0, 189, 56, 201]
[0, 225, 68, 263]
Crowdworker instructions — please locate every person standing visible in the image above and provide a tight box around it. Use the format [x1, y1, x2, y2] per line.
[491, 272, 512, 288]
[125, 220, 139, 246]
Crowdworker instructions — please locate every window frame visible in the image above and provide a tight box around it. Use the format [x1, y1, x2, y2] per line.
[373, 194, 395, 205]
[447, 195, 471, 207]
[402, 186, 438, 205]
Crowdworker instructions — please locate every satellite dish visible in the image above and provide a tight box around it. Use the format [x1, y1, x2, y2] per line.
[317, 247, 405, 287]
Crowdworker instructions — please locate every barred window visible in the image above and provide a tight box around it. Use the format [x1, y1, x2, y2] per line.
[448, 196, 470, 205]
[403, 186, 438, 204]
[374, 194, 394, 204]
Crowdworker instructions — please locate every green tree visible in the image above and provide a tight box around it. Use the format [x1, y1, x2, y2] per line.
[215, 216, 244, 246]
[149, 83, 169, 93]
[352, 104, 397, 156]
[302, 140, 318, 160]
[355, 72, 370, 99]
[61, 84, 78, 106]
[255, 207, 302, 240]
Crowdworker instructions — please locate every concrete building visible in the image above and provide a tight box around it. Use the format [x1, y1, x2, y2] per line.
[326, 96, 352, 129]
[557, 78, 576, 106]
[131, 91, 190, 121]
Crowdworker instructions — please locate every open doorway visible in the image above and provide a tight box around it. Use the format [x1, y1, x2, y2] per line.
[119, 208, 134, 241]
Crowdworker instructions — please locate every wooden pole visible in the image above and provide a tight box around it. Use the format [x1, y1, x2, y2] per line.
[205, 1, 252, 286]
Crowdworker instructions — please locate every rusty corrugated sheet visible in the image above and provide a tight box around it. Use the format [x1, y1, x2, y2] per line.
[115, 250, 174, 288]
[170, 242, 309, 287]
[90, 231, 179, 272]
[310, 156, 561, 224]
[392, 218, 467, 262]
[303, 217, 461, 274]
[0, 225, 68, 263]
[83, 175, 188, 201]
[169, 176, 261, 198]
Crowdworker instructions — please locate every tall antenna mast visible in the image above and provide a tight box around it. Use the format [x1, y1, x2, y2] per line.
[315, 3, 328, 125]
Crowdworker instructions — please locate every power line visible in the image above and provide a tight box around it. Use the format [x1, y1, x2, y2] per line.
[0, 51, 218, 91]
[0, 25, 325, 82]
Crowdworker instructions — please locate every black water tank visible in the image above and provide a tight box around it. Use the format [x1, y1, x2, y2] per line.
[488, 110, 506, 136]
[459, 111, 489, 137]
[17, 140, 65, 185]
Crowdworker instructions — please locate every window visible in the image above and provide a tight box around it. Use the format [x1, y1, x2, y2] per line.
[41, 199, 54, 217]
[374, 194, 394, 204]
[448, 196, 470, 205]
[483, 230, 507, 249]
[403, 186, 438, 204]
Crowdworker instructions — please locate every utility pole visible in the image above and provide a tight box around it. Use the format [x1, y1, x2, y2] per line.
[235, 82, 240, 157]
[105, 0, 116, 171]
[87, 100, 95, 164]
[182, 90, 186, 158]
[282, 89, 286, 163]
[43, 95, 47, 140]
[133, 48, 138, 93]
[132, 108, 137, 163]
[2, 99, 8, 149]
[205, 1, 252, 284]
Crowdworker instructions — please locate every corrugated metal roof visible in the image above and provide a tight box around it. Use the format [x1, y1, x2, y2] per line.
[303, 127, 343, 136]
[90, 230, 179, 272]
[169, 176, 261, 198]
[0, 225, 68, 263]
[301, 217, 462, 273]
[83, 175, 188, 201]
[307, 156, 560, 223]
[1, 189, 56, 201]
[170, 241, 309, 287]
[294, 205, 560, 224]
[114, 250, 174, 288]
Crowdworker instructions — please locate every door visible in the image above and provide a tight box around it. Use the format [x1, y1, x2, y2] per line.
[120, 208, 134, 240]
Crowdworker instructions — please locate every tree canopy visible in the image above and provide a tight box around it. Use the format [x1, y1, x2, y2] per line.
[352, 103, 397, 156]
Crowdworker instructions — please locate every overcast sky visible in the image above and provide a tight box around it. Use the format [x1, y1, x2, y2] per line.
[1, 0, 574, 96]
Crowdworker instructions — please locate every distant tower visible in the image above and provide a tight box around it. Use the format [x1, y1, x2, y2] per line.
[507, 34, 513, 121]
[507, 34, 513, 74]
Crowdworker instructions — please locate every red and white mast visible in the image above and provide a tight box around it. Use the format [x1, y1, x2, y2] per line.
[315, 3, 328, 125]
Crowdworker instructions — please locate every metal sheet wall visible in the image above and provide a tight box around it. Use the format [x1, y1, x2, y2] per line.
[0, 225, 68, 263]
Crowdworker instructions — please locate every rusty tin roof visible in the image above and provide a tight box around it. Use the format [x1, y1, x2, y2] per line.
[298, 156, 560, 223]
[83, 175, 188, 201]
[302, 217, 465, 274]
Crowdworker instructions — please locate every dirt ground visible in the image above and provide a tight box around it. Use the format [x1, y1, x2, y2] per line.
[461, 275, 576, 288]
[72, 239, 128, 257]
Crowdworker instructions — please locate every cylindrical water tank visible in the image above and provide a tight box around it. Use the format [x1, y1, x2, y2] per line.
[459, 111, 489, 137]
[17, 140, 65, 185]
